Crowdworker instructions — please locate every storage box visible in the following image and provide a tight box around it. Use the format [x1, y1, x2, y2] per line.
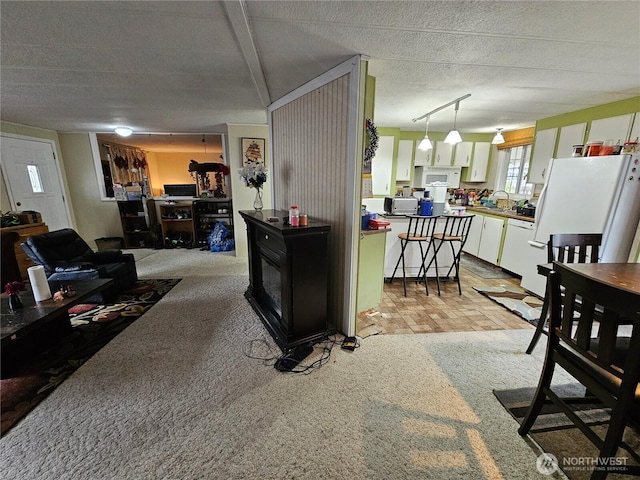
[125, 186, 143, 200]
[95, 237, 124, 251]
[7, 210, 42, 224]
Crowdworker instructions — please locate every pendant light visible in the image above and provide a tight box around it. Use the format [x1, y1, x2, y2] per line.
[417, 117, 433, 151]
[492, 128, 505, 145]
[444, 101, 462, 145]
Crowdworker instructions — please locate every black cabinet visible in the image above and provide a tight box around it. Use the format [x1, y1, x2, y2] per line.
[117, 199, 156, 248]
[193, 199, 233, 248]
[240, 210, 330, 351]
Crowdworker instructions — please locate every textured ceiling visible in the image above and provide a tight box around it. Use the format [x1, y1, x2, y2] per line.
[1, 0, 639, 152]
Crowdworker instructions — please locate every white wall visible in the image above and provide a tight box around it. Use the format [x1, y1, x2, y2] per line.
[58, 133, 122, 245]
[226, 124, 270, 257]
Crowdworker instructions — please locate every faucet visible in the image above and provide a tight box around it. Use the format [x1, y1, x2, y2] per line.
[490, 190, 510, 210]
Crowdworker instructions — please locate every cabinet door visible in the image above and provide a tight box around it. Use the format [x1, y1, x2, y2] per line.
[556, 123, 586, 158]
[371, 136, 394, 195]
[413, 140, 433, 166]
[587, 114, 634, 144]
[396, 139, 413, 181]
[433, 141, 453, 166]
[529, 128, 557, 184]
[630, 112, 640, 141]
[462, 214, 483, 255]
[453, 142, 473, 167]
[477, 216, 505, 264]
[470, 142, 490, 182]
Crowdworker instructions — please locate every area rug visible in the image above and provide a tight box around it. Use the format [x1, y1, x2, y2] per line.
[473, 285, 543, 324]
[0, 278, 180, 436]
[494, 385, 640, 479]
[460, 253, 514, 279]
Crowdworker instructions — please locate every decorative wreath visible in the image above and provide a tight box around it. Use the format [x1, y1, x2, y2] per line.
[364, 117, 379, 164]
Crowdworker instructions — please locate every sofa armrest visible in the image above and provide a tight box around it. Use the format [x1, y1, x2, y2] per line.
[87, 250, 123, 263]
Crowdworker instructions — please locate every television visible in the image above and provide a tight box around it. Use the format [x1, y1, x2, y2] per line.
[163, 184, 197, 197]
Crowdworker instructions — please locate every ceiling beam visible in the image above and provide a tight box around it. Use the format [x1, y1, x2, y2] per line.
[223, 0, 271, 107]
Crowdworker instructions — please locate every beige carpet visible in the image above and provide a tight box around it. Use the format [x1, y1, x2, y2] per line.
[0, 249, 573, 479]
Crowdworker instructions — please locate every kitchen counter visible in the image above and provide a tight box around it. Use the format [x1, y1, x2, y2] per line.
[465, 206, 535, 222]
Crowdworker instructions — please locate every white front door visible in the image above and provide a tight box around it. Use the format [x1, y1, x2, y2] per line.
[1, 135, 71, 231]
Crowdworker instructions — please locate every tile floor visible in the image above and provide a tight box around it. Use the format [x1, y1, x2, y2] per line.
[356, 255, 537, 338]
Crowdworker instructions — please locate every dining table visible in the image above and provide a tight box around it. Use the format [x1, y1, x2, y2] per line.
[546, 262, 640, 296]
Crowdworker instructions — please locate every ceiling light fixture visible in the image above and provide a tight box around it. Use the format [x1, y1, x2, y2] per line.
[444, 101, 462, 145]
[114, 127, 133, 137]
[492, 128, 505, 145]
[412, 93, 470, 146]
[417, 117, 433, 151]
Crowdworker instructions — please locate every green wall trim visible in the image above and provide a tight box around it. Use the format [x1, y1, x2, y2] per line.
[536, 96, 640, 131]
[356, 232, 387, 312]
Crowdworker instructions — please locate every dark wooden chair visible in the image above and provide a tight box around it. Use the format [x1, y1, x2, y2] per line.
[426, 214, 474, 295]
[525, 233, 602, 354]
[518, 262, 640, 480]
[389, 215, 440, 296]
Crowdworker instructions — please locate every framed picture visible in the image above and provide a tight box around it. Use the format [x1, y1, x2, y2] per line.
[241, 138, 266, 167]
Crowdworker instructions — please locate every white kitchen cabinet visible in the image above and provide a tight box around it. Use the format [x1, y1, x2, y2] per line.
[499, 218, 534, 276]
[587, 114, 634, 144]
[384, 217, 453, 279]
[556, 123, 586, 158]
[462, 213, 505, 265]
[462, 214, 483, 255]
[477, 215, 505, 264]
[371, 136, 394, 196]
[529, 128, 557, 184]
[469, 142, 490, 182]
[453, 141, 473, 167]
[413, 141, 433, 166]
[396, 139, 413, 181]
[630, 112, 640, 140]
[433, 141, 453, 166]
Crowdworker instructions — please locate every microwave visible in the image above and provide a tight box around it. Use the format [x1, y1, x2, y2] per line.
[413, 166, 461, 189]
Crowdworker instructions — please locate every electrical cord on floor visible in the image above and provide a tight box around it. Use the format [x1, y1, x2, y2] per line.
[242, 337, 281, 366]
[243, 330, 346, 374]
[282, 333, 339, 375]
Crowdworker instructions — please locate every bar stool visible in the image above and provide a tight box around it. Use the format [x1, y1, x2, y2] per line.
[389, 215, 440, 296]
[426, 214, 474, 295]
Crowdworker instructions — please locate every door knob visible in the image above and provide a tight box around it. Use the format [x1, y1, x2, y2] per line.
[16, 202, 21, 206]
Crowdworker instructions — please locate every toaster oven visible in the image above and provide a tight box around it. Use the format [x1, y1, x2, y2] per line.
[384, 197, 418, 215]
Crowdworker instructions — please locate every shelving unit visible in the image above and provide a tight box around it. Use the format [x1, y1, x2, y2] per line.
[159, 202, 195, 248]
[117, 199, 156, 248]
[193, 198, 233, 248]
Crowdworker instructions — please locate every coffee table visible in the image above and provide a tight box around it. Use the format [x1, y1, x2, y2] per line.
[1, 278, 113, 377]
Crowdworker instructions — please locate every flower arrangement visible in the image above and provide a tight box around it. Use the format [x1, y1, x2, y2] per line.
[4, 280, 26, 295]
[239, 161, 268, 189]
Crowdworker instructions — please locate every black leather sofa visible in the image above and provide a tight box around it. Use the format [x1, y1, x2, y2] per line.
[21, 228, 137, 302]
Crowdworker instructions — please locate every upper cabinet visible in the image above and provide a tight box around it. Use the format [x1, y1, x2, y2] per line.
[453, 141, 473, 167]
[396, 139, 413, 181]
[433, 141, 453, 166]
[414, 141, 433, 166]
[468, 142, 490, 182]
[556, 123, 586, 158]
[587, 114, 634, 144]
[529, 128, 557, 184]
[371, 135, 394, 195]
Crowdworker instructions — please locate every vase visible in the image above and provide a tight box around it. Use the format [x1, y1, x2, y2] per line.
[253, 188, 263, 212]
[8, 293, 23, 311]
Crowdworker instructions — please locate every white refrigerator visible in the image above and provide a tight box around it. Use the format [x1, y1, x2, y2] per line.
[520, 153, 640, 297]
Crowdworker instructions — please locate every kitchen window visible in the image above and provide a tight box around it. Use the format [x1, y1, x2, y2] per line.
[502, 145, 533, 196]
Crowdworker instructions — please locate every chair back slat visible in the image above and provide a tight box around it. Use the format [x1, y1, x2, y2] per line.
[547, 233, 602, 264]
[549, 262, 640, 378]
